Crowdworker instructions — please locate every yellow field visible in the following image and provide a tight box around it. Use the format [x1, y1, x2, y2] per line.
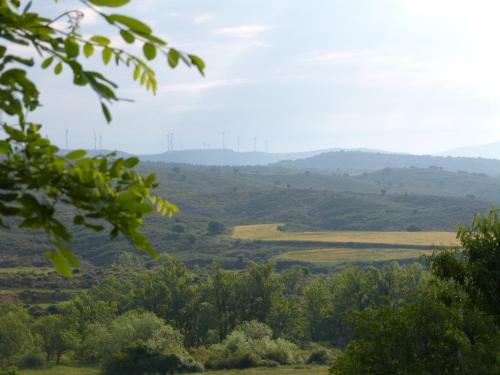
[20, 365, 328, 375]
[278, 247, 435, 265]
[20, 366, 98, 375]
[233, 224, 458, 247]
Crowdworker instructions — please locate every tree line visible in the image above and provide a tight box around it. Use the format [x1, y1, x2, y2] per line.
[1, 211, 499, 374]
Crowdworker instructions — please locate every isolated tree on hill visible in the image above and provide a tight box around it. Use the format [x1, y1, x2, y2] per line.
[0, 0, 204, 276]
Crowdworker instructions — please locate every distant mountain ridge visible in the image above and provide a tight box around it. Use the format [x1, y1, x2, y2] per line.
[274, 150, 500, 176]
[439, 141, 500, 159]
[61, 147, 389, 166]
[60, 148, 500, 176]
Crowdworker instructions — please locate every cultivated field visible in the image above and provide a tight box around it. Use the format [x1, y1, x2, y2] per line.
[278, 247, 434, 265]
[20, 365, 329, 375]
[233, 224, 458, 247]
[233, 223, 456, 265]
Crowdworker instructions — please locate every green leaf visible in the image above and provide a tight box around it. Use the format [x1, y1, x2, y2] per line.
[102, 47, 112, 65]
[167, 49, 180, 68]
[119, 29, 135, 44]
[101, 102, 112, 123]
[66, 149, 87, 160]
[83, 42, 94, 58]
[133, 65, 141, 80]
[90, 35, 111, 46]
[54, 62, 63, 75]
[123, 157, 139, 168]
[44, 251, 72, 278]
[0, 140, 10, 154]
[108, 14, 152, 34]
[58, 243, 80, 268]
[64, 37, 79, 58]
[88, 0, 130, 7]
[189, 54, 205, 76]
[143, 42, 156, 60]
[41, 56, 54, 69]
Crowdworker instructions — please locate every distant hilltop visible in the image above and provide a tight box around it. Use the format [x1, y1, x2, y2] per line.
[60, 147, 388, 166]
[438, 141, 500, 159]
[274, 150, 500, 176]
[60, 148, 500, 176]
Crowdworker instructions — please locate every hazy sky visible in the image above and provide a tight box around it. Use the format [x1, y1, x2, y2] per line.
[24, 0, 500, 154]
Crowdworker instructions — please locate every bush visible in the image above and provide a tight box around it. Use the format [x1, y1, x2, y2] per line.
[307, 348, 334, 365]
[258, 338, 302, 365]
[237, 321, 273, 340]
[102, 343, 202, 375]
[207, 221, 224, 235]
[17, 351, 45, 369]
[225, 350, 260, 369]
[200, 322, 304, 369]
[0, 367, 18, 375]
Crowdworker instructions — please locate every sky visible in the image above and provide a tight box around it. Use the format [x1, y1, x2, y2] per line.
[21, 0, 500, 154]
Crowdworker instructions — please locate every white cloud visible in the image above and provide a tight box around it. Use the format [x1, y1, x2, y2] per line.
[194, 14, 215, 24]
[304, 51, 361, 64]
[215, 25, 273, 39]
[159, 79, 248, 94]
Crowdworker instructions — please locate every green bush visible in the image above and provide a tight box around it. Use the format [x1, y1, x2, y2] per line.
[199, 321, 304, 369]
[17, 351, 46, 369]
[237, 321, 273, 340]
[307, 348, 334, 365]
[0, 367, 18, 375]
[102, 343, 202, 375]
[225, 350, 260, 369]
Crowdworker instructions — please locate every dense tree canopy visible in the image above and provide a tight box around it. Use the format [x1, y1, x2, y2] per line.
[0, 0, 204, 276]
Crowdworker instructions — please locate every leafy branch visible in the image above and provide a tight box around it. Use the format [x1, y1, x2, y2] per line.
[0, 0, 203, 276]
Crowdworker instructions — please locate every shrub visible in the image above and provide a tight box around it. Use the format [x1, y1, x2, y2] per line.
[192, 345, 226, 370]
[225, 350, 260, 369]
[81, 310, 184, 362]
[102, 343, 202, 375]
[224, 331, 250, 353]
[237, 321, 273, 340]
[259, 338, 302, 365]
[0, 367, 18, 375]
[307, 348, 334, 365]
[17, 351, 45, 369]
[207, 221, 224, 235]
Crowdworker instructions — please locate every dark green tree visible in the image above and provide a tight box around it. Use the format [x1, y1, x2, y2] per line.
[430, 209, 500, 321]
[33, 314, 78, 364]
[0, 0, 204, 276]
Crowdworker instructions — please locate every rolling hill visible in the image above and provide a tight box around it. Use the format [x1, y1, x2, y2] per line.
[274, 150, 500, 176]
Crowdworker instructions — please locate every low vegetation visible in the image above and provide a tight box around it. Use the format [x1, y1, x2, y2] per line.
[2, 209, 500, 374]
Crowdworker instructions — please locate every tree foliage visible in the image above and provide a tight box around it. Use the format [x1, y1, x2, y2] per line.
[430, 209, 500, 321]
[0, 0, 204, 276]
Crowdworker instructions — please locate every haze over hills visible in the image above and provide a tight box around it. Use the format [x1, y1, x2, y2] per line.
[71, 148, 390, 166]
[274, 150, 500, 176]
[63, 147, 500, 177]
[439, 141, 500, 159]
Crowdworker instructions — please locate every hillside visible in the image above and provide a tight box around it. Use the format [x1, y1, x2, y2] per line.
[3, 161, 500, 267]
[275, 150, 500, 176]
